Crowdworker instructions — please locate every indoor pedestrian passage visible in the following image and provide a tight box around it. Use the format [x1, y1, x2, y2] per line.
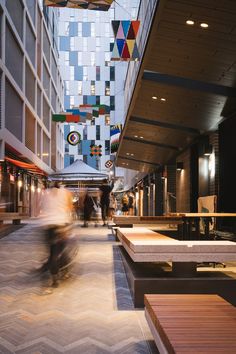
[0, 221, 158, 354]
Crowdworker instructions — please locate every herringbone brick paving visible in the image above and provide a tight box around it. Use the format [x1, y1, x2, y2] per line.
[0, 221, 158, 353]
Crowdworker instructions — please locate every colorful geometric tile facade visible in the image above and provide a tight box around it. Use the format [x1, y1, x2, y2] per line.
[52, 112, 87, 123]
[90, 144, 102, 157]
[44, 0, 113, 11]
[79, 104, 110, 116]
[111, 21, 140, 61]
[52, 105, 110, 123]
[110, 124, 122, 153]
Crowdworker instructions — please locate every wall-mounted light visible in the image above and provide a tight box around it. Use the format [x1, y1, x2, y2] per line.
[176, 162, 184, 171]
[204, 145, 213, 156]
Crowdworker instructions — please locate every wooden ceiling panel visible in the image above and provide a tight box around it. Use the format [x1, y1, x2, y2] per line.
[117, 158, 154, 173]
[119, 140, 176, 165]
[125, 122, 195, 149]
[143, 0, 236, 86]
[132, 81, 226, 131]
[116, 0, 236, 171]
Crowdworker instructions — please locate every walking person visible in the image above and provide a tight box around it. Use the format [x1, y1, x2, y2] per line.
[99, 179, 113, 226]
[39, 182, 73, 288]
[121, 193, 129, 215]
[108, 192, 117, 221]
[82, 190, 94, 227]
[128, 191, 135, 216]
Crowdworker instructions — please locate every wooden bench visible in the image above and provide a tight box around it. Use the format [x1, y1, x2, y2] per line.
[113, 215, 183, 228]
[117, 227, 236, 307]
[0, 212, 27, 225]
[145, 294, 236, 354]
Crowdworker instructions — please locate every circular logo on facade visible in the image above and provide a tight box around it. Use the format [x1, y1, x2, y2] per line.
[67, 131, 81, 146]
[105, 160, 113, 168]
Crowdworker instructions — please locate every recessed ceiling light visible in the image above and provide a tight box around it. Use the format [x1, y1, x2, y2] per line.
[131, 154, 134, 156]
[160, 98, 166, 102]
[140, 136, 144, 139]
[134, 135, 138, 138]
[186, 20, 194, 25]
[200, 23, 209, 28]
[152, 96, 158, 100]
[126, 153, 130, 155]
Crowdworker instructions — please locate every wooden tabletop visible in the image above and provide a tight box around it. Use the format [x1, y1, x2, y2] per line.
[181, 213, 236, 217]
[145, 294, 236, 353]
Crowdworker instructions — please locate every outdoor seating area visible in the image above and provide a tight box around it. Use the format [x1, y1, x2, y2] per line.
[117, 227, 236, 307]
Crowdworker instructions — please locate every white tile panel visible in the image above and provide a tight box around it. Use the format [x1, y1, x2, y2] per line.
[82, 81, 90, 95]
[88, 38, 96, 51]
[87, 126, 96, 140]
[74, 37, 83, 51]
[88, 66, 96, 81]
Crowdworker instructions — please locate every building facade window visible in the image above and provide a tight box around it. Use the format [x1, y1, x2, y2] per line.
[105, 140, 110, 155]
[110, 66, 115, 81]
[105, 81, 110, 96]
[110, 96, 115, 110]
[91, 80, 95, 95]
[96, 66, 100, 80]
[96, 125, 100, 140]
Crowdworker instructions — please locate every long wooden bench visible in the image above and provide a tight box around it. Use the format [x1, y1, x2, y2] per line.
[113, 215, 183, 227]
[145, 294, 236, 354]
[0, 212, 28, 225]
[117, 227, 236, 307]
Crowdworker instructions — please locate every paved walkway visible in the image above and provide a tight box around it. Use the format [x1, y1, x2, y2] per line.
[0, 221, 158, 354]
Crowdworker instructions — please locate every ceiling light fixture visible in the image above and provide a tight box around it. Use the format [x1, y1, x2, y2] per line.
[152, 96, 158, 100]
[186, 20, 194, 25]
[204, 145, 213, 156]
[176, 162, 184, 171]
[140, 136, 144, 139]
[134, 135, 138, 138]
[200, 23, 209, 28]
[160, 98, 166, 102]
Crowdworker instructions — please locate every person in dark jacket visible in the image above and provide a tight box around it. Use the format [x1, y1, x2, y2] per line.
[99, 179, 113, 226]
[82, 191, 94, 227]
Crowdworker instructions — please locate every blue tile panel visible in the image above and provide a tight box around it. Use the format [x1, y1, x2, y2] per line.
[64, 95, 70, 109]
[82, 23, 91, 37]
[69, 22, 78, 37]
[60, 36, 70, 51]
[87, 155, 97, 169]
[69, 52, 78, 66]
[64, 125, 70, 137]
[74, 66, 83, 80]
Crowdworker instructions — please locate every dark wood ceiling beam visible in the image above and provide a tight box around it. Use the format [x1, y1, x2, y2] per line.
[119, 156, 160, 166]
[130, 115, 200, 135]
[124, 136, 180, 151]
[143, 70, 236, 97]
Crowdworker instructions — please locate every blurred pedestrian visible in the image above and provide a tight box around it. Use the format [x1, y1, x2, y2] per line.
[82, 190, 94, 227]
[99, 179, 113, 226]
[39, 182, 73, 288]
[108, 192, 117, 220]
[128, 192, 135, 216]
[121, 193, 129, 215]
